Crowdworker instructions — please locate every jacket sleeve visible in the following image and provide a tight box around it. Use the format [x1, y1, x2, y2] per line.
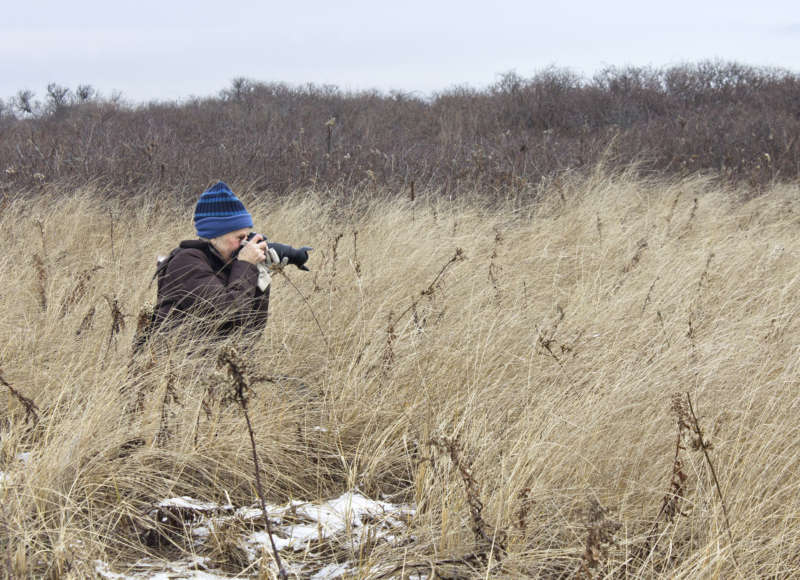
[161, 249, 261, 318]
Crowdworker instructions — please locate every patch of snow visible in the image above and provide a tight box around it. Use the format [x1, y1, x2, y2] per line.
[95, 560, 125, 579]
[251, 530, 288, 552]
[294, 502, 348, 536]
[234, 500, 295, 520]
[192, 525, 211, 539]
[251, 523, 322, 553]
[235, 506, 265, 520]
[158, 497, 227, 511]
[96, 557, 227, 580]
[255, 491, 413, 556]
[311, 562, 351, 579]
[108, 491, 414, 578]
[296, 491, 413, 535]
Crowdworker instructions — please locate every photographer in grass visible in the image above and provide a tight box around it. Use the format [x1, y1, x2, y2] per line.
[151, 181, 285, 342]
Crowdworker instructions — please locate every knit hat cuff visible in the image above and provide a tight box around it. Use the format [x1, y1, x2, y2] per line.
[195, 213, 254, 239]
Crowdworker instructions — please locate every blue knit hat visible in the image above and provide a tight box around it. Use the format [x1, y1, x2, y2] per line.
[194, 181, 253, 239]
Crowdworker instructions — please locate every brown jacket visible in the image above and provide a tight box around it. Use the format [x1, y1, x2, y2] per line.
[153, 240, 270, 340]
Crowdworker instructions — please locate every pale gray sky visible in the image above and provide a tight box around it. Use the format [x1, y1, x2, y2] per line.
[2, 0, 799, 103]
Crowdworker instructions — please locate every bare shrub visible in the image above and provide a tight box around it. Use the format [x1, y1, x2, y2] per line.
[2, 62, 798, 198]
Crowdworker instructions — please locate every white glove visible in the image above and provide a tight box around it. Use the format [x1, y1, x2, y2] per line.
[267, 249, 289, 272]
[256, 249, 287, 291]
[256, 262, 271, 292]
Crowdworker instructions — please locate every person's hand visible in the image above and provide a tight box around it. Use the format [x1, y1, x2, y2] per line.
[255, 246, 283, 291]
[266, 248, 289, 272]
[237, 234, 267, 265]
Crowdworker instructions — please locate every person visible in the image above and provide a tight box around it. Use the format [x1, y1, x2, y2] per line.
[150, 181, 283, 343]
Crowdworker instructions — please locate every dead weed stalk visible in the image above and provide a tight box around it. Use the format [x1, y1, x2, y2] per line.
[622, 238, 648, 274]
[514, 487, 533, 533]
[577, 499, 621, 578]
[377, 248, 464, 376]
[395, 247, 465, 324]
[75, 306, 96, 337]
[428, 436, 507, 559]
[639, 393, 692, 562]
[535, 304, 566, 367]
[377, 436, 507, 579]
[329, 232, 343, 291]
[217, 347, 288, 580]
[0, 371, 39, 425]
[638, 392, 737, 569]
[32, 254, 47, 312]
[154, 363, 179, 447]
[103, 294, 127, 356]
[352, 230, 361, 277]
[382, 311, 396, 376]
[686, 392, 738, 566]
[59, 266, 103, 318]
[641, 276, 659, 315]
[488, 228, 503, 297]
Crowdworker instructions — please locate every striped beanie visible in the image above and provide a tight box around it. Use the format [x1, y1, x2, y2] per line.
[194, 181, 253, 239]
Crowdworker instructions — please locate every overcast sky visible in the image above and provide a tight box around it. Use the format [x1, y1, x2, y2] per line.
[2, 0, 799, 104]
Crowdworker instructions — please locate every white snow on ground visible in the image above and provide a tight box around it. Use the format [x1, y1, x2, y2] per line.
[96, 490, 415, 579]
[95, 556, 226, 580]
[246, 491, 414, 555]
[311, 562, 351, 579]
[158, 496, 231, 511]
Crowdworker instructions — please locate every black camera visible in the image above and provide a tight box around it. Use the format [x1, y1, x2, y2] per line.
[244, 232, 312, 271]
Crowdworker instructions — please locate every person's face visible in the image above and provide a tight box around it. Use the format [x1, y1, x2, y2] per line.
[212, 227, 251, 260]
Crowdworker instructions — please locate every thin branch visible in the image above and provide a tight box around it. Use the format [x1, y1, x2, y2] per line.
[276, 269, 331, 357]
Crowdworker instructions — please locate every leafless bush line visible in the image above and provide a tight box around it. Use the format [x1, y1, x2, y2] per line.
[1, 61, 798, 200]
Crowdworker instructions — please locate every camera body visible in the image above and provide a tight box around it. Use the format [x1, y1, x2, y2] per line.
[244, 232, 312, 271]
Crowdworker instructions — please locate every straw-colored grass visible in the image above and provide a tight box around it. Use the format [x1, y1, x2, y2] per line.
[1, 171, 799, 578]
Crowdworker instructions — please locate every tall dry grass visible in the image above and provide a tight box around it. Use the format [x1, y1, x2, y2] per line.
[1, 171, 799, 578]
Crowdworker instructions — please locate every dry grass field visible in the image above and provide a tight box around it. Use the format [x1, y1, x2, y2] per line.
[1, 170, 799, 578]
